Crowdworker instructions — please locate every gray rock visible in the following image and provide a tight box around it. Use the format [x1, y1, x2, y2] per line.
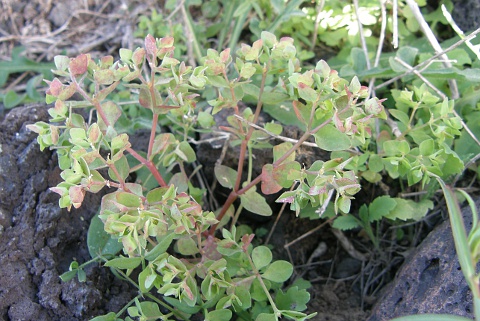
[368, 197, 479, 320]
[452, 0, 480, 31]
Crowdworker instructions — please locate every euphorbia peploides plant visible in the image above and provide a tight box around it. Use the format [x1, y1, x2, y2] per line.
[28, 32, 386, 321]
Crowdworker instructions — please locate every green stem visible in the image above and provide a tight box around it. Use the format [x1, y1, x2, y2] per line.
[144, 293, 187, 320]
[116, 295, 141, 318]
[245, 248, 281, 319]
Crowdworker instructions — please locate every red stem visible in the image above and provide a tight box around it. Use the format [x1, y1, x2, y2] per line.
[127, 147, 168, 187]
[209, 114, 334, 235]
[233, 67, 268, 192]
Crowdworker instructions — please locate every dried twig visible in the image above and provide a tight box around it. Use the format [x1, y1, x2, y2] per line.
[392, 0, 398, 48]
[310, 0, 326, 51]
[405, 0, 459, 99]
[233, 114, 319, 148]
[442, 5, 480, 60]
[284, 218, 333, 248]
[353, 0, 371, 70]
[374, 28, 480, 91]
[330, 228, 369, 261]
[394, 57, 448, 99]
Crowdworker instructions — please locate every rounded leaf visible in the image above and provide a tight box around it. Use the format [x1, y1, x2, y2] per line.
[262, 260, 293, 283]
[314, 124, 351, 151]
[252, 246, 272, 270]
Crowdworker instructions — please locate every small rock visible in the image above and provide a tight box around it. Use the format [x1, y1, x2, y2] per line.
[368, 198, 480, 320]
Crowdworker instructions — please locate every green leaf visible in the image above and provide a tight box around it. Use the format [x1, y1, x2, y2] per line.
[389, 109, 410, 126]
[26, 74, 44, 102]
[383, 140, 410, 156]
[384, 198, 434, 221]
[104, 257, 142, 270]
[261, 31, 278, 47]
[59, 269, 78, 282]
[163, 297, 202, 314]
[368, 154, 384, 172]
[214, 165, 238, 189]
[273, 142, 294, 163]
[256, 313, 277, 321]
[389, 46, 418, 72]
[262, 260, 293, 282]
[275, 286, 310, 311]
[233, 286, 252, 309]
[94, 69, 115, 85]
[419, 139, 435, 156]
[119, 48, 133, 63]
[176, 141, 196, 162]
[368, 196, 397, 221]
[332, 215, 360, 230]
[240, 189, 272, 216]
[138, 267, 156, 293]
[108, 155, 130, 182]
[3, 90, 26, 109]
[243, 84, 290, 105]
[313, 124, 351, 151]
[116, 192, 141, 208]
[99, 101, 122, 129]
[206, 309, 232, 321]
[263, 103, 305, 129]
[0, 46, 54, 88]
[145, 233, 174, 261]
[77, 269, 86, 282]
[87, 213, 123, 258]
[89, 312, 118, 321]
[252, 246, 273, 270]
[198, 111, 215, 129]
[297, 82, 317, 102]
[176, 237, 199, 255]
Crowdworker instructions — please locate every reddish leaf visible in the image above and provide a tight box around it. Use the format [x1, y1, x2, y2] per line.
[58, 83, 76, 100]
[94, 69, 115, 85]
[69, 185, 85, 209]
[145, 34, 157, 57]
[132, 48, 145, 66]
[104, 101, 122, 124]
[159, 36, 174, 48]
[292, 100, 305, 123]
[152, 104, 180, 115]
[47, 78, 63, 96]
[139, 87, 152, 109]
[100, 55, 114, 68]
[241, 234, 255, 252]
[261, 164, 282, 195]
[219, 48, 230, 63]
[69, 54, 88, 76]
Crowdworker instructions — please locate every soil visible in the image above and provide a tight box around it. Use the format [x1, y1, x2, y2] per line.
[0, 1, 477, 321]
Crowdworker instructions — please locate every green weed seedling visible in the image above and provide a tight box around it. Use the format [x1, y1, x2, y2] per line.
[28, 32, 387, 320]
[0, 46, 54, 109]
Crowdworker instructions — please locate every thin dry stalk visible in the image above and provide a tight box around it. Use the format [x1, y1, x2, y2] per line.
[233, 114, 319, 148]
[405, 0, 459, 99]
[374, 28, 480, 91]
[353, 0, 371, 70]
[284, 217, 333, 248]
[330, 227, 369, 261]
